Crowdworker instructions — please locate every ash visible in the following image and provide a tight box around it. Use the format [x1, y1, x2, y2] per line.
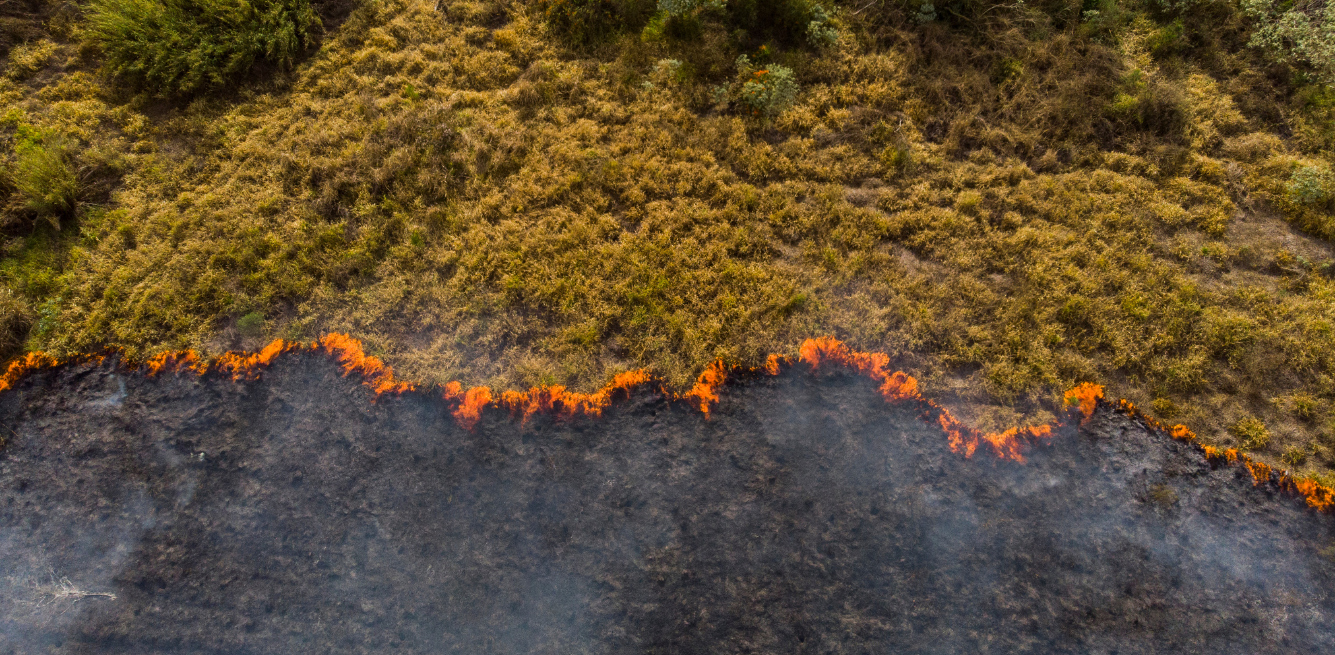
[1, 354, 1332, 654]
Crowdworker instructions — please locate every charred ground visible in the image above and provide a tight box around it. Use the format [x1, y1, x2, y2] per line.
[0, 353, 1333, 653]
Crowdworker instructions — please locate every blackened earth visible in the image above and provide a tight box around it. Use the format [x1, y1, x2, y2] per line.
[1, 354, 1333, 654]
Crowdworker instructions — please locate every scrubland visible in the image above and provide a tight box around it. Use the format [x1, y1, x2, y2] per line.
[0, 0, 1334, 481]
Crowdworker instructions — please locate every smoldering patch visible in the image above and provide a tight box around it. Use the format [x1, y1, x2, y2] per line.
[0, 345, 1332, 653]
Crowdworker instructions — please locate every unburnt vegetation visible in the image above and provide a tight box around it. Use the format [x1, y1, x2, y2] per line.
[0, 0, 1333, 482]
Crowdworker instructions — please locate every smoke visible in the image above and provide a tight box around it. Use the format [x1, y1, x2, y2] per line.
[0, 353, 1332, 653]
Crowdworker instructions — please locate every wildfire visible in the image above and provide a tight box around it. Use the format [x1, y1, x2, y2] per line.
[797, 336, 1053, 462]
[450, 385, 493, 431]
[1064, 383, 1104, 421]
[144, 350, 203, 376]
[497, 370, 654, 425]
[0, 333, 1330, 512]
[682, 361, 727, 415]
[0, 351, 59, 393]
[317, 334, 415, 395]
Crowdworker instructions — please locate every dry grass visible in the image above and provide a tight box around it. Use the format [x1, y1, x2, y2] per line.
[0, 0, 1332, 479]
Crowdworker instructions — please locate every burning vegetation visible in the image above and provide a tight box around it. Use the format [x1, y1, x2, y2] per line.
[0, 0, 1333, 490]
[1, 333, 1331, 512]
[1, 338, 1333, 652]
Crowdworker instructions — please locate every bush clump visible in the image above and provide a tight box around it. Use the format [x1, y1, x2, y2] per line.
[1282, 445, 1310, 467]
[1242, 0, 1335, 86]
[805, 3, 838, 47]
[722, 54, 798, 118]
[85, 0, 320, 96]
[237, 311, 265, 338]
[539, 0, 656, 45]
[6, 39, 56, 80]
[9, 128, 77, 227]
[1231, 416, 1272, 451]
[1286, 163, 1334, 207]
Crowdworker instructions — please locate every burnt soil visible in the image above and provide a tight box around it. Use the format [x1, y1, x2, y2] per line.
[1, 354, 1333, 654]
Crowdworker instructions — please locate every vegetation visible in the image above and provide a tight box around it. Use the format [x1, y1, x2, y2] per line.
[85, 0, 320, 95]
[1232, 416, 1271, 451]
[0, 285, 30, 359]
[1241, 0, 1335, 85]
[0, 0, 1333, 480]
[9, 128, 77, 225]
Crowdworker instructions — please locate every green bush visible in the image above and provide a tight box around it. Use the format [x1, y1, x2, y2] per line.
[805, 3, 838, 47]
[1282, 445, 1310, 467]
[10, 129, 77, 227]
[539, 0, 657, 45]
[1241, 0, 1335, 86]
[1106, 69, 1187, 136]
[85, 0, 319, 96]
[237, 311, 265, 337]
[1145, 20, 1185, 58]
[731, 55, 798, 118]
[1286, 163, 1334, 207]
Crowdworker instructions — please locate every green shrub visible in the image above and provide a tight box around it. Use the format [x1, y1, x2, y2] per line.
[732, 55, 798, 118]
[913, 1, 937, 23]
[85, 0, 319, 96]
[1286, 163, 1333, 207]
[1242, 0, 1335, 85]
[237, 311, 265, 337]
[1145, 20, 1185, 58]
[10, 130, 77, 227]
[880, 141, 916, 175]
[805, 3, 838, 47]
[1106, 69, 1187, 136]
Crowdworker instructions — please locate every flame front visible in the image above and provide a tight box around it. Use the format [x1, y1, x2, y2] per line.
[0, 351, 59, 393]
[797, 336, 1052, 462]
[0, 333, 1331, 513]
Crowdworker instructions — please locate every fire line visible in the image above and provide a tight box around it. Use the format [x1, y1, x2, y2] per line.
[0, 334, 1329, 512]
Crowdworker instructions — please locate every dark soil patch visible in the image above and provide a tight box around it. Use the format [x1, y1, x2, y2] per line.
[0, 354, 1333, 653]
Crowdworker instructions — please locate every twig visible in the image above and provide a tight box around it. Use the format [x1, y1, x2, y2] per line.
[30, 576, 117, 610]
[851, 0, 879, 16]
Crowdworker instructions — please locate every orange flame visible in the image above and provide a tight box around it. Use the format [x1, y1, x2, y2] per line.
[0, 334, 1331, 512]
[682, 361, 727, 416]
[0, 351, 59, 393]
[1293, 479, 1335, 511]
[453, 387, 493, 430]
[1064, 382, 1103, 421]
[317, 334, 415, 395]
[798, 336, 1054, 461]
[214, 339, 296, 381]
[144, 350, 204, 376]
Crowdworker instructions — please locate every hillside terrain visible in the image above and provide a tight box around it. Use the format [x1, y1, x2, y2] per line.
[1, 0, 1334, 483]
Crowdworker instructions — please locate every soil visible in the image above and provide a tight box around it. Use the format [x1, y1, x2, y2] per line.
[0, 353, 1333, 654]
